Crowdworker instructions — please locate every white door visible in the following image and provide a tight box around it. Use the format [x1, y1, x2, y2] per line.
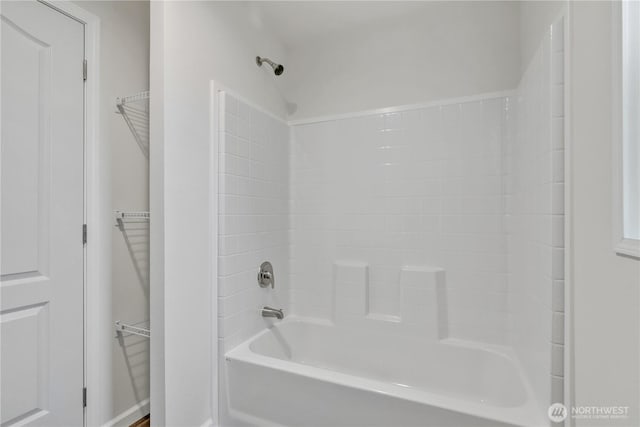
[1, 1, 85, 426]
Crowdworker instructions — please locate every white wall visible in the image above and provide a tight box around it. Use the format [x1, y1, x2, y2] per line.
[149, 2, 288, 425]
[71, 2, 150, 425]
[283, 2, 520, 121]
[519, 1, 565, 75]
[569, 2, 640, 425]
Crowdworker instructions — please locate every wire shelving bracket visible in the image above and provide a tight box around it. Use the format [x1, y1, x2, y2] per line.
[116, 91, 149, 157]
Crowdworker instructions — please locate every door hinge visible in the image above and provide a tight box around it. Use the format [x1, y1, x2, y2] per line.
[83, 224, 87, 245]
[83, 387, 87, 407]
[83, 59, 87, 81]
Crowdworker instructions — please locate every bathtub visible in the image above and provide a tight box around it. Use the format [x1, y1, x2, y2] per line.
[224, 319, 545, 427]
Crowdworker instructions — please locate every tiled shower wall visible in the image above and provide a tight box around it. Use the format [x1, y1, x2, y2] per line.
[290, 97, 511, 344]
[217, 92, 290, 353]
[507, 19, 565, 408]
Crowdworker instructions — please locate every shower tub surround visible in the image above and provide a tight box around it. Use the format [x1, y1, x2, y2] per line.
[217, 92, 290, 353]
[217, 21, 564, 427]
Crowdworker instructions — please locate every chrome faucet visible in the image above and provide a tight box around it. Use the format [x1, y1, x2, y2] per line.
[262, 306, 284, 319]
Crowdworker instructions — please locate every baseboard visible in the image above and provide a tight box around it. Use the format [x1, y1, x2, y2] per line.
[102, 398, 150, 427]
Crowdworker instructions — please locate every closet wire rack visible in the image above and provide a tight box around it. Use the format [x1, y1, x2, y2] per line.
[114, 92, 150, 342]
[116, 91, 149, 157]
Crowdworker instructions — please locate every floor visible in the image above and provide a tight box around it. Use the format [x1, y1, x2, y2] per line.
[130, 414, 150, 427]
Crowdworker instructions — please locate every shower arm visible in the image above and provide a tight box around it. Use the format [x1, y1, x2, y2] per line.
[256, 57, 276, 68]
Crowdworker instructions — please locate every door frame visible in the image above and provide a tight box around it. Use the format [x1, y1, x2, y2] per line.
[35, 2, 103, 426]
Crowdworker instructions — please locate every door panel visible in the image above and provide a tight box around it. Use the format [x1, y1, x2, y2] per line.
[1, 1, 85, 426]
[1, 304, 49, 424]
[1, 5, 50, 277]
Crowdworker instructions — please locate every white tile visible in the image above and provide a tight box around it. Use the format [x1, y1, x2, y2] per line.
[551, 248, 564, 279]
[552, 183, 565, 215]
[552, 117, 565, 150]
[551, 375, 564, 404]
[552, 52, 565, 85]
[552, 84, 564, 118]
[553, 280, 565, 312]
[552, 312, 565, 344]
[552, 150, 565, 183]
[552, 215, 565, 248]
[382, 113, 402, 131]
[225, 113, 238, 136]
[551, 344, 564, 376]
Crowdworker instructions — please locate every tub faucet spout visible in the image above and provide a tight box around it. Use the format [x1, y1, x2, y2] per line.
[262, 306, 284, 320]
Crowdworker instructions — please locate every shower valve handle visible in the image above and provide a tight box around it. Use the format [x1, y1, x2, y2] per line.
[258, 261, 275, 288]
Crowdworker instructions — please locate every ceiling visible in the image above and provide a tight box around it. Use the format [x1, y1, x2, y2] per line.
[246, 1, 434, 50]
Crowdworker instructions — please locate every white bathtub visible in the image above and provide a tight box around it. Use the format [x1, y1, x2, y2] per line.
[225, 319, 545, 427]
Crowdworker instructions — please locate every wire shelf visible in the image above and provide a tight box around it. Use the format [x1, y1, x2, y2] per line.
[116, 91, 149, 157]
[115, 321, 150, 338]
[114, 210, 150, 226]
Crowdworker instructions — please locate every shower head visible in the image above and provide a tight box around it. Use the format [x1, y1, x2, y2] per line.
[256, 56, 284, 76]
